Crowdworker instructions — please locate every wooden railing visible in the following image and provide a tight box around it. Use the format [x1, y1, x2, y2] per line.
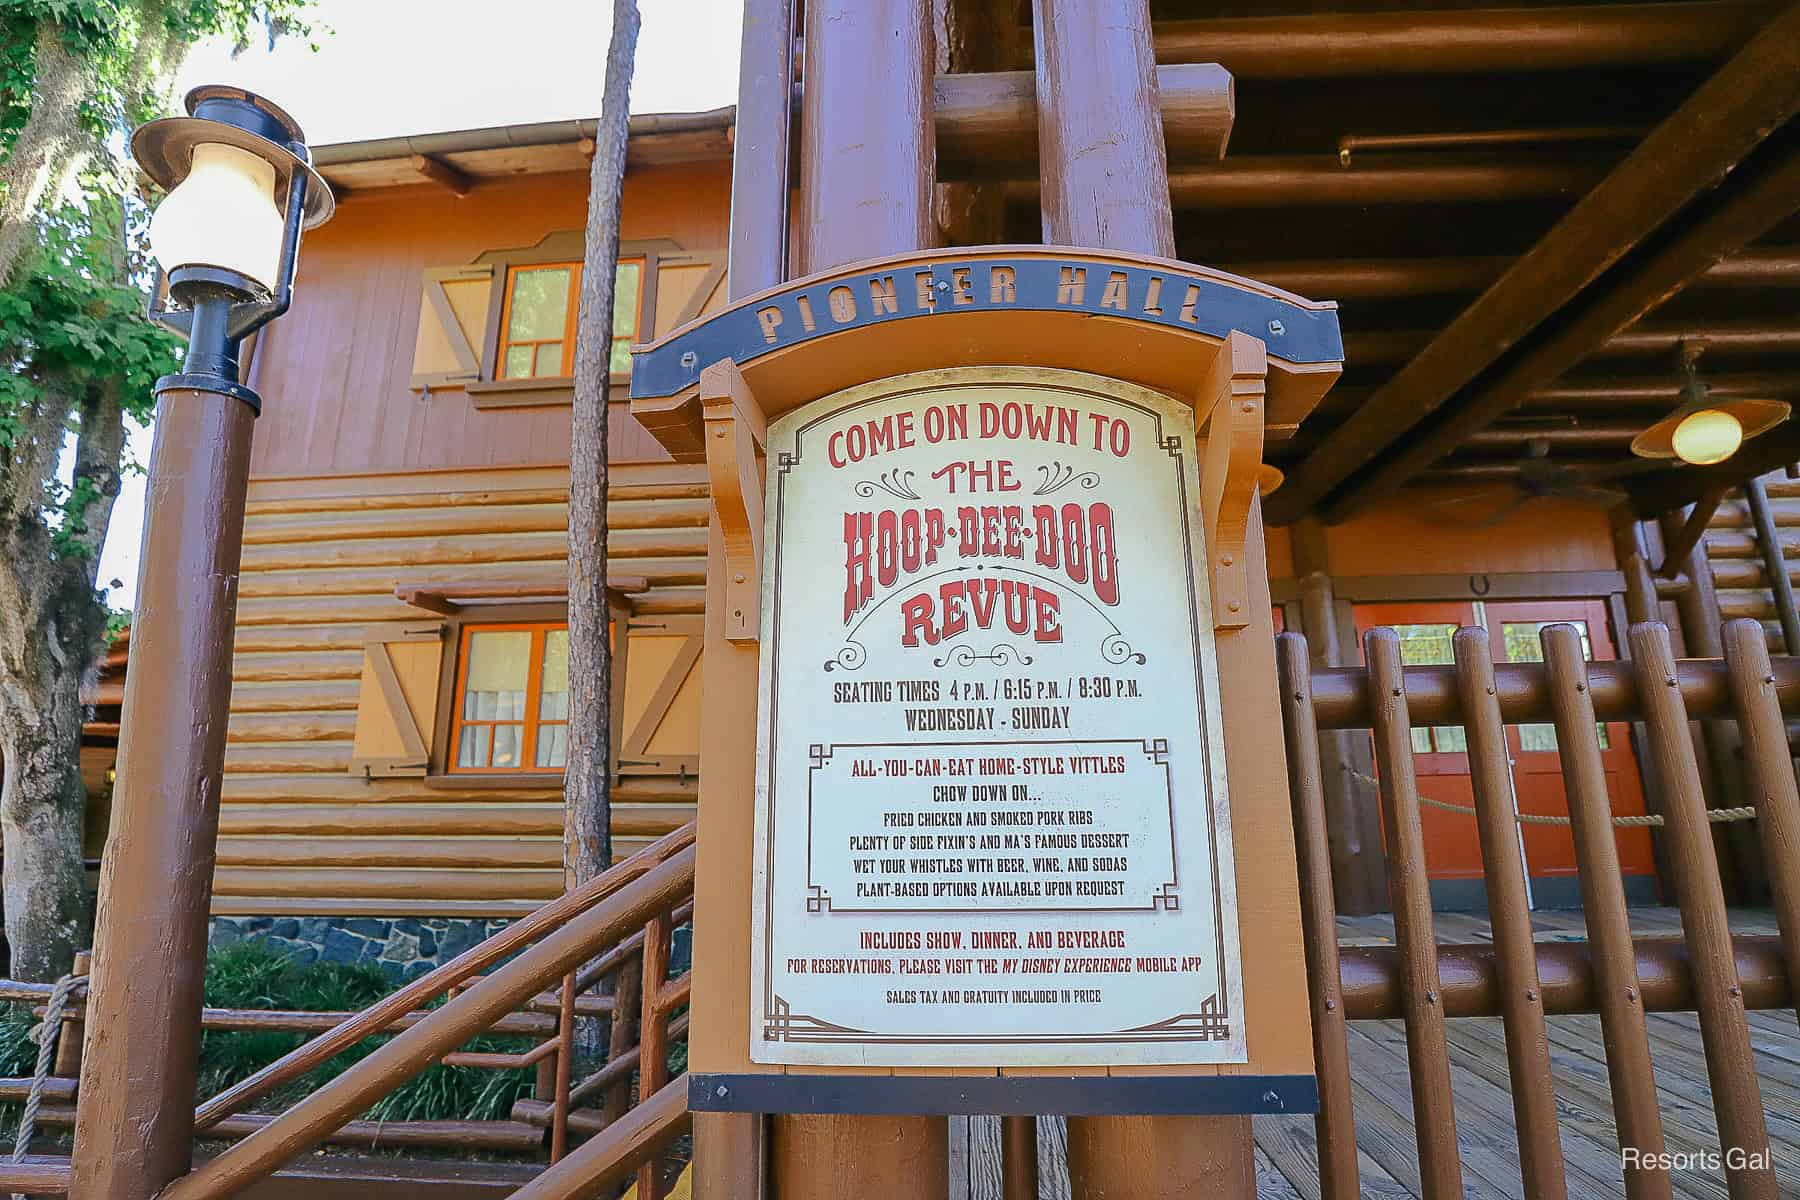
[1278, 618, 1800, 1200]
[12, 621, 1796, 1196]
[2, 827, 699, 1197]
[156, 824, 698, 1198]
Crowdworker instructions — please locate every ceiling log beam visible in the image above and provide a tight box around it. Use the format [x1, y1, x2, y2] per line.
[1009, 154, 1603, 210]
[1265, 4, 1800, 525]
[1346, 321, 1800, 367]
[1319, 146, 1800, 520]
[1216, 249, 1799, 302]
[1118, 2, 1775, 78]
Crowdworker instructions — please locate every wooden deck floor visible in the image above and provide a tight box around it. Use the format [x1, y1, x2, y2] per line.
[952, 908, 1798, 1200]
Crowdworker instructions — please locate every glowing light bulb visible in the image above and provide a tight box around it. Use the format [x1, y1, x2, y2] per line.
[148, 142, 284, 290]
[1671, 408, 1743, 466]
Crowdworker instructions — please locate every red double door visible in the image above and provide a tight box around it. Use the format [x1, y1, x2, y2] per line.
[1352, 600, 1659, 910]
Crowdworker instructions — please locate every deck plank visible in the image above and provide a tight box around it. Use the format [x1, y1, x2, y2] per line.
[1249, 907, 1800, 1200]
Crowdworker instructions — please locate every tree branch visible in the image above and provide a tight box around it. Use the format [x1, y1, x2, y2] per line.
[68, 381, 127, 581]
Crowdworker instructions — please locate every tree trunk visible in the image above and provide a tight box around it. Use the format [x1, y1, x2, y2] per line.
[0, 642, 90, 983]
[0, 379, 122, 982]
[0, 22, 90, 289]
[564, 0, 642, 1073]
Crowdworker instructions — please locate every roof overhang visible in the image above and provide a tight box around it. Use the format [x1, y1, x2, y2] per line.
[310, 107, 735, 194]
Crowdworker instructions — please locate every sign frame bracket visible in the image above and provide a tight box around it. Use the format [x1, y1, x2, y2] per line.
[1199, 330, 1269, 632]
[701, 357, 767, 643]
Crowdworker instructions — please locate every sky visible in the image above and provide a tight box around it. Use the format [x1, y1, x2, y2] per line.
[96, 0, 744, 608]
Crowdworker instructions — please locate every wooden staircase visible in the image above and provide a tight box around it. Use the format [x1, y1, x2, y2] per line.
[1, 825, 698, 1197]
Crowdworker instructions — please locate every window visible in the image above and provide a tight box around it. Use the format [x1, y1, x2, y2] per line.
[1500, 620, 1607, 751]
[497, 259, 644, 381]
[450, 623, 570, 772]
[1390, 623, 1468, 754]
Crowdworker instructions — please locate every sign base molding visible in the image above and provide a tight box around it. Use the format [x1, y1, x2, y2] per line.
[688, 1073, 1320, 1116]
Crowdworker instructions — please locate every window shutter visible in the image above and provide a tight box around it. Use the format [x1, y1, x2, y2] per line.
[348, 624, 445, 777]
[617, 614, 703, 777]
[648, 251, 727, 340]
[411, 264, 495, 390]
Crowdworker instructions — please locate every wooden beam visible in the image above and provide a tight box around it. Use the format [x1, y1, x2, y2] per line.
[1267, 4, 1800, 524]
[1014, 153, 1604, 210]
[1324, 148, 1800, 517]
[1345, 320, 1800, 368]
[1656, 487, 1729, 578]
[410, 154, 473, 197]
[934, 63, 1232, 176]
[796, 0, 934, 275]
[1222, 248, 1798, 302]
[1121, 3, 1777, 78]
[394, 577, 647, 613]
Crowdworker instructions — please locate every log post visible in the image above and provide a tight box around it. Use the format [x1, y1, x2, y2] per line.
[1660, 506, 1763, 905]
[691, 1, 794, 1193]
[1033, 0, 1253, 1190]
[70, 388, 258, 1199]
[1293, 520, 1387, 915]
[768, 2, 948, 1196]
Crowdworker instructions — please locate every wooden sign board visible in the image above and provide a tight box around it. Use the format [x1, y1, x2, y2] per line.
[751, 367, 1243, 1067]
[630, 247, 1341, 1116]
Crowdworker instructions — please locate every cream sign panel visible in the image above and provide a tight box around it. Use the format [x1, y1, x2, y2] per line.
[751, 366, 1245, 1067]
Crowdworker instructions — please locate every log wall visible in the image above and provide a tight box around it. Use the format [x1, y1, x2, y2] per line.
[1703, 472, 1800, 650]
[214, 462, 707, 918]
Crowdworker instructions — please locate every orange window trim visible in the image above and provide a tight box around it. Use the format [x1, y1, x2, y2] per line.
[497, 257, 647, 380]
[449, 621, 567, 773]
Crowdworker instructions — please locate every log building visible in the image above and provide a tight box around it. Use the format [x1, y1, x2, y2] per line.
[98, 2, 1798, 954]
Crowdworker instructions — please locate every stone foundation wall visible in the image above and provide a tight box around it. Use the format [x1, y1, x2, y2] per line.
[209, 916, 512, 982]
[209, 916, 694, 984]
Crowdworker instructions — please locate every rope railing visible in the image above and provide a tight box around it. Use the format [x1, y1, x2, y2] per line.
[1350, 769, 1759, 828]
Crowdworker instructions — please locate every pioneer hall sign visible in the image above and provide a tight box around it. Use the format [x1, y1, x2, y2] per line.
[632, 245, 1339, 1114]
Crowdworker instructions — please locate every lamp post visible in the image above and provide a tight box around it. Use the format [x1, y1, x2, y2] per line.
[70, 87, 330, 1200]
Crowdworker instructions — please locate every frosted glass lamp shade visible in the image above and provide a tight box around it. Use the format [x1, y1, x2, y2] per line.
[1671, 409, 1743, 465]
[148, 142, 285, 290]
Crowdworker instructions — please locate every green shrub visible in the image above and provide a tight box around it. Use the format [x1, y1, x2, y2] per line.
[194, 941, 535, 1122]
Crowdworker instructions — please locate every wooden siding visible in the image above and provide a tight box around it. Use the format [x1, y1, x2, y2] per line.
[216, 463, 708, 918]
[247, 164, 731, 479]
[1702, 472, 1800, 650]
[1267, 486, 1618, 580]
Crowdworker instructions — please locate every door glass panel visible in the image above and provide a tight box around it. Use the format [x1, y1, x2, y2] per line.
[1390, 624, 1466, 752]
[1501, 620, 1608, 749]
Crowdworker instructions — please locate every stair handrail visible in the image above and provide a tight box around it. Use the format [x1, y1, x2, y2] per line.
[193, 822, 696, 1131]
[161, 840, 697, 1200]
[511, 1072, 692, 1200]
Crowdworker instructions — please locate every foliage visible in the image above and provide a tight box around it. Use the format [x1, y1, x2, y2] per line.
[0, 0, 321, 983]
[195, 941, 536, 1124]
[1, 1, 321, 159]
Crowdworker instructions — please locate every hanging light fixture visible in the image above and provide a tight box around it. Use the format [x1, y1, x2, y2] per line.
[1630, 341, 1789, 466]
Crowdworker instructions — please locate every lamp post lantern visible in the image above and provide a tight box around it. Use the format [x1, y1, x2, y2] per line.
[70, 87, 329, 1200]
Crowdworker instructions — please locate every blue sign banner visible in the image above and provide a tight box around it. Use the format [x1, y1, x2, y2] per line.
[630, 252, 1343, 402]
